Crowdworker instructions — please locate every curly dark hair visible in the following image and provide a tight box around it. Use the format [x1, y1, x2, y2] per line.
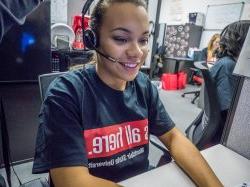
[218, 20, 250, 59]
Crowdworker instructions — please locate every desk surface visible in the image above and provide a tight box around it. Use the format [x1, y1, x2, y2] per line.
[165, 57, 194, 62]
[119, 144, 250, 187]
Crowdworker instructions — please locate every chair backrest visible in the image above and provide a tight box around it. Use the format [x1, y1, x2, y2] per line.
[38, 72, 67, 101]
[222, 77, 250, 159]
[191, 61, 222, 149]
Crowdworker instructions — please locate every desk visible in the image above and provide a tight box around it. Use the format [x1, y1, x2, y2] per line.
[119, 144, 250, 187]
[164, 57, 194, 73]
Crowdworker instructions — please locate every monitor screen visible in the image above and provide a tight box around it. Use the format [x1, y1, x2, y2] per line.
[0, 1, 51, 82]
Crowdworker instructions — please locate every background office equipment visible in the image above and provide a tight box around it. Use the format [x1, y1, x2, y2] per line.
[51, 23, 75, 50]
[164, 24, 202, 58]
[0, 0, 51, 167]
[189, 12, 205, 27]
[162, 23, 202, 78]
[233, 29, 250, 78]
[0, 1, 51, 82]
[181, 68, 203, 104]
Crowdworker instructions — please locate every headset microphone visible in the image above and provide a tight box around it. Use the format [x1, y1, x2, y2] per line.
[94, 48, 119, 63]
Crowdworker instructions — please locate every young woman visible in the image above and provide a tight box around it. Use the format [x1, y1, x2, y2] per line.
[210, 20, 250, 118]
[200, 33, 220, 63]
[206, 33, 220, 63]
[191, 20, 250, 154]
[33, 1, 222, 186]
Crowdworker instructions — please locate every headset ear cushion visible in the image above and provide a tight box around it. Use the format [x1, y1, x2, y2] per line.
[83, 29, 97, 50]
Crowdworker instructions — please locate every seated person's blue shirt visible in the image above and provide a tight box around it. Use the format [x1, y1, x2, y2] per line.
[210, 56, 239, 111]
[32, 66, 175, 182]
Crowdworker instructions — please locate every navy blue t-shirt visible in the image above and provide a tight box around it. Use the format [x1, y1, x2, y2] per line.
[32, 66, 174, 181]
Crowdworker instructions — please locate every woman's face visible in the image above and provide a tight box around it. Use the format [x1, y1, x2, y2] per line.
[96, 3, 149, 89]
[212, 37, 220, 50]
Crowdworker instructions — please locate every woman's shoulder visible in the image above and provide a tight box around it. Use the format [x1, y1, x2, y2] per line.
[202, 47, 208, 53]
[57, 65, 95, 85]
[216, 56, 235, 67]
[135, 71, 151, 85]
[46, 67, 95, 97]
[211, 56, 236, 74]
[134, 71, 158, 95]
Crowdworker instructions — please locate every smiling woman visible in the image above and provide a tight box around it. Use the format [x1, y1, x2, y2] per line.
[86, 0, 150, 90]
[32, 1, 222, 187]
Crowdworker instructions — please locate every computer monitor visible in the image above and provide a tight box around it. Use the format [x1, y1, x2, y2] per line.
[0, 1, 51, 83]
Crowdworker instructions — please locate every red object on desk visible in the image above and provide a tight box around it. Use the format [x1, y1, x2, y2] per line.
[161, 73, 178, 90]
[161, 72, 187, 90]
[192, 75, 203, 85]
[178, 72, 187, 89]
[72, 15, 90, 49]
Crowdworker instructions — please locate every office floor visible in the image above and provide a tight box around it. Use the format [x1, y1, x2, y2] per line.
[159, 84, 202, 133]
[0, 84, 202, 187]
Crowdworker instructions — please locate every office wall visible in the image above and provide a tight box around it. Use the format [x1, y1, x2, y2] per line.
[160, 0, 250, 48]
[51, 0, 68, 24]
[67, 0, 87, 26]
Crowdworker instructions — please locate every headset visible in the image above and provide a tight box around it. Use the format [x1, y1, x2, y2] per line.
[81, 0, 119, 63]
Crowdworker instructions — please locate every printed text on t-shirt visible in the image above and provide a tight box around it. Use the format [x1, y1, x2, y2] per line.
[83, 119, 148, 158]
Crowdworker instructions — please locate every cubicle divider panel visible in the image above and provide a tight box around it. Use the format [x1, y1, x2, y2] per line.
[0, 83, 41, 166]
[224, 77, 250, 159]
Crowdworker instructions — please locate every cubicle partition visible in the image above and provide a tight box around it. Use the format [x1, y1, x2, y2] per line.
[222, 77, 250, 159]
[0, 83, 41, 166]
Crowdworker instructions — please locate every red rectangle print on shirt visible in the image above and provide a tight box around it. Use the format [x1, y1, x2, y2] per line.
[83, 119, 149, 159]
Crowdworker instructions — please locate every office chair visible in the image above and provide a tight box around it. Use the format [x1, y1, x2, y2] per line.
[38, 71, 172, 169]
[185, 61, 223, 150]
[181, 67, 203, 104]
[38, 72, 67, 101]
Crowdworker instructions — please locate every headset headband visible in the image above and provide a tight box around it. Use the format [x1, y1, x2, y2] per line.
[82, 0, 94, 16]
[81, 0, 95, 31]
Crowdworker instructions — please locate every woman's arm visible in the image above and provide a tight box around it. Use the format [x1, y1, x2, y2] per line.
[159, 127, 223, 187]
[50, 166, 124, 187]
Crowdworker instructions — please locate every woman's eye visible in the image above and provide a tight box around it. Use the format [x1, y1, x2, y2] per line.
[139, 38, 149, 45]
[113, 37, 128, 44]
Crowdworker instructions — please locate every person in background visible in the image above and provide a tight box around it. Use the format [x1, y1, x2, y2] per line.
[199, 33, 220, 64]
[210, 20, 250, 121]
[32, 0, 222, 187]
[186, 21, 250, 156]
[0, 0, 43, 42]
